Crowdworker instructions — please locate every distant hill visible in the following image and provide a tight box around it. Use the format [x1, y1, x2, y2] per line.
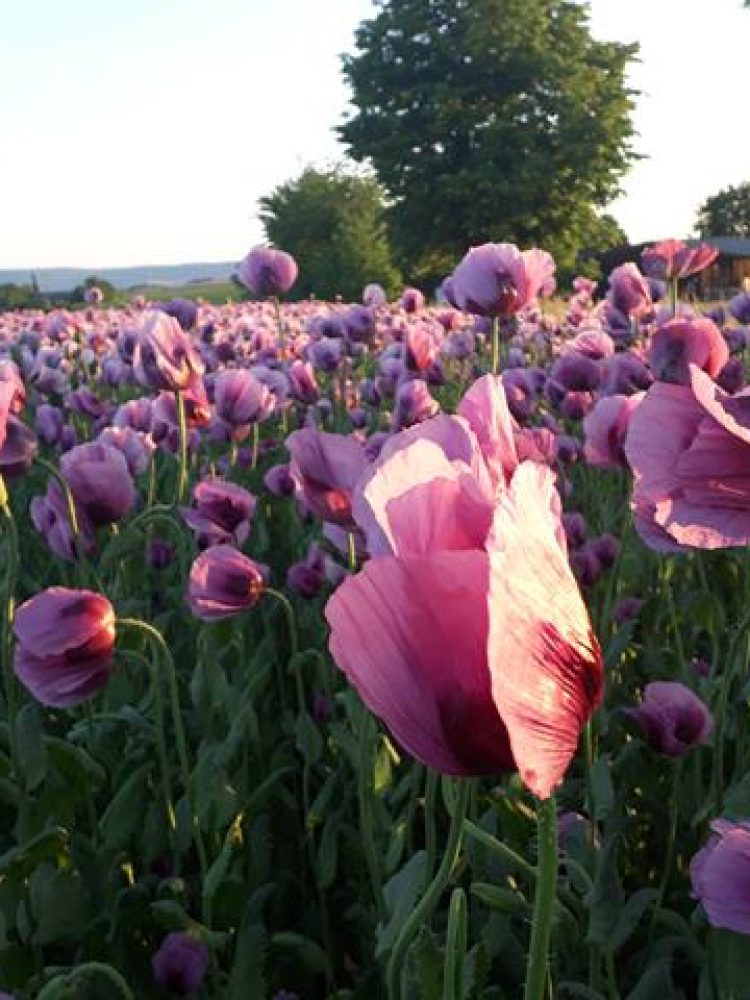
[0, 262, 236, 293]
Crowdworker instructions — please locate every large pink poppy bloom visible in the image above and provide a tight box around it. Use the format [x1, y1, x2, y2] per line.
[326, 377, 602, 799]
[624, 364, 750, 550]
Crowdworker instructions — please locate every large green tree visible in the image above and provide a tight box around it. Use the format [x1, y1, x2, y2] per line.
[696, 182, 750, 238]
[258, 166, 402, 300]
[339, 0, 638, 281]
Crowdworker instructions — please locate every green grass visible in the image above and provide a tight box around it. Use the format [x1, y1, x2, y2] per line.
[123, 281, 244, 305]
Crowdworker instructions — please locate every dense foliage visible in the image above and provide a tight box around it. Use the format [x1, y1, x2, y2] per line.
[339, 0, 638, 281]
[259, 167, 402, 300]
[696, 181, 750, 239]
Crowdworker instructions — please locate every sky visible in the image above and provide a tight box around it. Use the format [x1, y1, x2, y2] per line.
[1, 0, 748, 268]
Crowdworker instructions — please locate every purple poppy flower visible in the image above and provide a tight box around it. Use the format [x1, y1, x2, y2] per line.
[286, 428, 368, 528]
[606, 263, 652, 319]
[627, 681, 713, 756]
[613, 597, 643, 624]
[97, 426, 155, 477]
[583, 393, 643, 468]
[288, 361, 319, 405]
[449, 243, 556, 317]
[264, 463, 297, 498]
[0, 416, 37, 479]
[400, 287, 425, 313]
[690, 819, 750, 934]
[214, 368, 275, 432]
[649, 316, 729, 385]
[13, 588, 116, 708]
[34, 404, 63, 446]
[237, 246, 298, 297]
[641, 240, 719, 281]
[392, 378, 440, 430]
[152, 932, 210, 995]
[158, 298, 198, 332]
[180, 478, 256, 548]
[148, 538, 175, 570]
[61, 442, 136, 526]
[133, 311, 204, 393]
[187, 545, 266, 621]
[30, 479, 96, 563]
[729, 291, 750, 325]
[363, 283, 387, 308]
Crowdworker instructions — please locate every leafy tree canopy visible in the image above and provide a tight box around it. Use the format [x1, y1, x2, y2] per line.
[696, 181, 750, 239]
[339, 0, 638, 281]
[258, 165, 402, 300]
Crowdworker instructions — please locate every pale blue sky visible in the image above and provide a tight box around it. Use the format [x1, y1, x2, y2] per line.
[1, 0, 748, 268]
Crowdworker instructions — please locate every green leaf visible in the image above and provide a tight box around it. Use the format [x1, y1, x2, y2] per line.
[0, 827, 69, 881]
[317, 811, 340, 890]
[203, 812, 244, 910]
[376, 851, 428, 958]
[609, 889, 657, 952]
[470, 883, 530, 918]
[99, 762, 152, 853]
[625, 957, 674, 999]
[227, 886, 273, 1000]
[708, 928, 750, 999]
[590, 755, 614, 822]
[271, 931, 332, 979]
[29, 864, 89, 944]
[587, 838, 623, 945]
[150, 900, 228, 948]
[412, 926, 442, 1000]
[295, 711, 322, 766]
[16, 703, 47, 790]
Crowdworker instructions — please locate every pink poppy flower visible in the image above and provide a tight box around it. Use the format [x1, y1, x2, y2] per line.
[624, 365, 750, 550]
[326, 380, 602, 798]
[648, 316, 728, 385]
[13, 588, 115, 707]
[690, 820, 750, 934]
[286, 427, 368, 529]
[583, 393, 644, 468]
[641, 239, 719, 280]
[187, 545, 266, 621]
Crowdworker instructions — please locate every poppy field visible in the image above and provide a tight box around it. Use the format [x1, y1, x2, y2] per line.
[0, 240, 748, 998]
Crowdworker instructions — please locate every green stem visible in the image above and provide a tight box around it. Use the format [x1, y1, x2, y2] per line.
[0, 482, 19, 782]
[116, 618, 208, 906]
[650, 760, 680, 935]
[251, 423, 260, 470]
[175, 389, 189, 504]
[37, 962, 134, 999]
[491, 316, 500, 376]
[355, 707, 387, 921]
[443, 887, 468, 1000]
[670, 277, 678, 317]
[387, 778, 470, 1000]
[424, 769, 438, 886]
[524, 795, 558, 1000]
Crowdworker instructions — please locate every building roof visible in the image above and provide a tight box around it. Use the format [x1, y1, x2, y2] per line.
[687, 237, 750, 257]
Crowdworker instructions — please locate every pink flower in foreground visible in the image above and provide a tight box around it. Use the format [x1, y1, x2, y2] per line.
[641, 239, 719, 281]
[13, 588, 115, 707]
[624, 364, 750, 550]
[326, 378, 602, 798]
